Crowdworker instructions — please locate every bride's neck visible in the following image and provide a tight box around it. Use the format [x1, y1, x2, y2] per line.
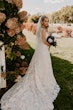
[42, 26, 48, 32]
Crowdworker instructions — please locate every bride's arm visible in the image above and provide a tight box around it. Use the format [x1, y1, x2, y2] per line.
[48, 27, 58, 35]
[41, 29, 51, 47]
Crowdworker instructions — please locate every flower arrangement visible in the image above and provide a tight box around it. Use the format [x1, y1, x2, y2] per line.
[57, 26, 63, 33]
[5, 0, 22, 10]
[46, 35, 57, 47]
[64, 28, 72, 37]
[0, 0, 34, 90]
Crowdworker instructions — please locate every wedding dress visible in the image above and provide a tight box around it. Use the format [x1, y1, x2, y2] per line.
[1, 17, 60, 110]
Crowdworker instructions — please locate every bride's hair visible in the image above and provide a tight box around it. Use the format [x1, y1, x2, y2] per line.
[36, 15, 49, 38]
[40, 16, 49, 29]
[41, 16, 49, 22]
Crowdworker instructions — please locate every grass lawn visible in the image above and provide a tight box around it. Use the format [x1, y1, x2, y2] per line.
[51, 55, 73, 110]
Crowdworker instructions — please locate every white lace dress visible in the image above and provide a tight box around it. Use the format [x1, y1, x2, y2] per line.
[1, 31, 60, 110]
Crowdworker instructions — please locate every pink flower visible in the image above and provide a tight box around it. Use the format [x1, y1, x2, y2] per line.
[7, 29, 15, 37]
[64, 28, 72, 37]
[57, 26, 63, 33]
[14, 25, 21, 34]
[15, 35, 29, 49]
[20, 67, 27, 75]
[1, 72, 6, 79]
[18, 11, 27, 21]
[16, 51, 21, 57]
[20, 24, 25, 30]
[0, 12, 6, 23]
[12, 0, 22, 10]
[21, 61, 28, 67]
[5, 17, 18, 29]
[15, 35, 26, 45]
[21, 42, 29, 50]
[6, 0, 22, 10]
[65, 28, 72, 33]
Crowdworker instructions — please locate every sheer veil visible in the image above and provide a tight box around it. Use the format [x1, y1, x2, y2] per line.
[36, 16, 42, 38]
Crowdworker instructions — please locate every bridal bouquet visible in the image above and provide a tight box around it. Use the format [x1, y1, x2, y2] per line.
[46, 35, 57, 47]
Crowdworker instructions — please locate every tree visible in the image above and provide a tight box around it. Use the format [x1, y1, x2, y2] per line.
[51, 5, 73, 23]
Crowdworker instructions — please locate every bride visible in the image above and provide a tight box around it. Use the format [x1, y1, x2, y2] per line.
[1, 16, 60, 110]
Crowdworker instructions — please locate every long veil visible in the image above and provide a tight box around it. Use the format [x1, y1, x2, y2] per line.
[36, 16, 42, 38]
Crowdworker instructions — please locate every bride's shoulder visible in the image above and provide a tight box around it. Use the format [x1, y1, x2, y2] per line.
[41, 28, 46, 33]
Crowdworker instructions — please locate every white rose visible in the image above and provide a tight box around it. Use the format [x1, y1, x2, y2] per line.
[20, 55, 25, 59]
[48, 38, 53, 43]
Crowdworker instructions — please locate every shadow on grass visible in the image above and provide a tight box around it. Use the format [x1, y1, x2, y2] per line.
[51, 55, 73, 110]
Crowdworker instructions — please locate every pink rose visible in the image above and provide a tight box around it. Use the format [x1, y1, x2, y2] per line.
[57, 26, 63, 33]
[65, 28, 72, 37]
[18, 11, 27, 21]
[5, 18, 18, 29]
[20, 24, 25, 30]
[7, 29, 15, 37]
[15, 35, 26, 45]
[0, 12, 6, 23]
[15, 35, 29, 49]
[20, 67, 27, 75]
[14, 25, 21, 34]
[21, 42, 29, 50]
[12, 0, 22, 10]
[21, 61, 28, 67]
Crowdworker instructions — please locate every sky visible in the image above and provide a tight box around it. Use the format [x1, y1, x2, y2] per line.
[21, 0, 73, 15]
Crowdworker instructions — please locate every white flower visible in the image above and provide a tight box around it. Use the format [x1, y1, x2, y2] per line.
[20, 55, 25, 59]
[48, 38, 53, 43]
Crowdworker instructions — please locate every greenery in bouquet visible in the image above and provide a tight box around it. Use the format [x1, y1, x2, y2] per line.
[0, 0, 34, 90]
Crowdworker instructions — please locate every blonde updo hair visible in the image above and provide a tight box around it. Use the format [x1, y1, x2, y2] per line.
[40, 16, 49, 28]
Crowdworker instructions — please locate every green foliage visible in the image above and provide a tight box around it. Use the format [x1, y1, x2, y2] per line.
[51, 56, 73, 110]
[3, 1, 18, 18]
[0, 0, 5, 11]
[31, 16, 40, 23]
[6, 46, 34, 71]
[51, 5, 73, 23]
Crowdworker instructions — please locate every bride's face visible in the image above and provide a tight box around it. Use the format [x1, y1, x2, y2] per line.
[42, 18, 49, 28]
